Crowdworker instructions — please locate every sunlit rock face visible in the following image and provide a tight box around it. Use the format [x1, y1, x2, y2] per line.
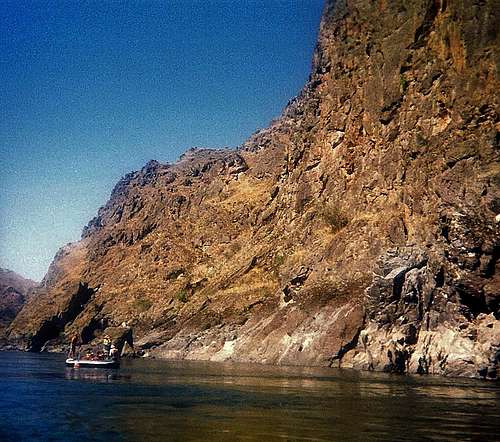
[8, 0, 499, 378]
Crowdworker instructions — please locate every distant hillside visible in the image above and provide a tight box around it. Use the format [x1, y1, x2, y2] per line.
[0, 268, 36, 330]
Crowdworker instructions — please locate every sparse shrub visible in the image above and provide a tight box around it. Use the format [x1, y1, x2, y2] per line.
[274, 254, 285, 267]
[230, 241, 242, 255]
[134, 298, 153, 312]
[176, 289, 188, 303]
[400, 75, 408, 93]
[321, 203, 348, 233]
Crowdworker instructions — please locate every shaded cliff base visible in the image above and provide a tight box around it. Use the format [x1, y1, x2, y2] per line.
[8, 246, 498, 381]
[141, 247, 499, 380]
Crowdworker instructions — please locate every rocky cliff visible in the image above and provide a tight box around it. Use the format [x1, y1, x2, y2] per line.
[0, 268, 36, 338]
[8, 0, 500, 378]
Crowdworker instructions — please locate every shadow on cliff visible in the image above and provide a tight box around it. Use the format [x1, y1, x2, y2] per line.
[28, 282, 95, 352]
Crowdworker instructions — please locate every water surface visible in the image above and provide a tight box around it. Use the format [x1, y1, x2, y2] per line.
[0, 352, 498, 441]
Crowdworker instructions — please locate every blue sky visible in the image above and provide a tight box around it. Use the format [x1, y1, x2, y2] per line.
[0, 0, 324, 281]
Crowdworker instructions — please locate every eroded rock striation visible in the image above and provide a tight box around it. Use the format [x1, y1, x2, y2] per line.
[8, 0, 500, 378]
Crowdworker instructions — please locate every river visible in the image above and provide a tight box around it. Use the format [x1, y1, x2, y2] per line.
[0, 352, 498, 441]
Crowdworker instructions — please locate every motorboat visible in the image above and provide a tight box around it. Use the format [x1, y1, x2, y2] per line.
[65, 358, 120, 369]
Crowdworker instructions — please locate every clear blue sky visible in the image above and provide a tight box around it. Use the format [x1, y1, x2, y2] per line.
[0, 0, 324, 281]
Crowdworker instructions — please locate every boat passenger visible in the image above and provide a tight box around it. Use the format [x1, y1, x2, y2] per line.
[109, 344, 119, 360]
[103, 336, 111, 354]
[69, 334, 80, 358]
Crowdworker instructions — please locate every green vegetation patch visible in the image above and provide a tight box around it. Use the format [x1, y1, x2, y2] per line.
[274, 254, 285, 267]
[321, 203, 348, 233]
[400, 74, 408, 93]
[175, 289, 189, 303]
[133, 298, 153, 312]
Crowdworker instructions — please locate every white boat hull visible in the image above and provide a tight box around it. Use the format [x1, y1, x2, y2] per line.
[66, 358, 120, 368]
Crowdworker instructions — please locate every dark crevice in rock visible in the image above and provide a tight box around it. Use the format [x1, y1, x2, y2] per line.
[483, 246, 499, 278]
[411, 0, 439, 48]
[392, 271, 407, 301]
[456, 285, 488, 319]
[28, 282, 95, 352]
[446, 153, 475, 169]
[29, 322, 60, 353]
[379, 99, 402, 125]
[392, 259, 428, 302]
[282, 267, 312, 303]
[283, 286, 293, 303]
[290, 268, 310, 286]
[435, 267, 445, 287]
[441, 225, 450, 242]
[80, 317, 102, 344]
[329, 327, 362, 367]
[384, 346, 410, 374]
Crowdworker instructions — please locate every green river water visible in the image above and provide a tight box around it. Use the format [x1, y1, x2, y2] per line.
[0, 352, 498, 441]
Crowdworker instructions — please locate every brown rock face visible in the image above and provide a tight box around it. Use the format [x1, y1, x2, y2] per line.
[8, 0, 500, 378]
[0, 268, 36, 335]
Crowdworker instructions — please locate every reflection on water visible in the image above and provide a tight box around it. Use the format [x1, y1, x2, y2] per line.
[0, 352, 498, 441]
[65, 368, 131, 383]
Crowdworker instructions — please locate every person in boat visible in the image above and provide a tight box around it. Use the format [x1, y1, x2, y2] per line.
[109, 344, 119, 361]
[103, 336, 111, 355]
[69, 334, 80, 359]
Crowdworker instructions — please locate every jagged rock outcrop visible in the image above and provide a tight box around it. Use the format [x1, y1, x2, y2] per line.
[0, 268, 36, 341]
[7, 0, 500, 378]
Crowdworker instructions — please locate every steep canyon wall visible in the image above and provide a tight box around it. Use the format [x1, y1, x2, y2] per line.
[7, 0, 499, 378]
